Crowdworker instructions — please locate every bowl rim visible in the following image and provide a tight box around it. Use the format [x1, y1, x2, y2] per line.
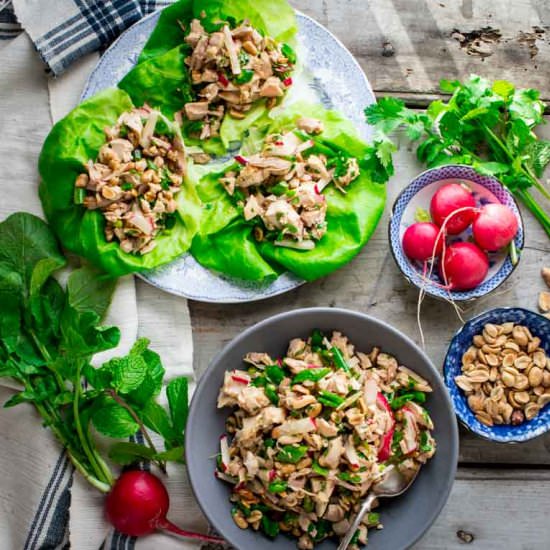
[388, 164, 525, 302]
[443, 306, 550, 443]
[185, 307, 459, 550]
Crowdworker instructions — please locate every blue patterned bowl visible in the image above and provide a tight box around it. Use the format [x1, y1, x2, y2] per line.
[444, 307, 550, 443]
[389, 165, 524, 301]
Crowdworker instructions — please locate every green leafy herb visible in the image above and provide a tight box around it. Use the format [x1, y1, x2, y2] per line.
[281, 43, 297, 64]
[74, 187, 86, 205]
[365, 75, 550, 237]
[390, 390, 426, 410]
[291, 367, 331, 385]
[311, 461, 329, 477]
[265, 383, 279, 405]
[310, 329, 325, 350]
[234, 69, 254, 85]
[264, 438, 276, 448]
[317, 390, 345, 408]
[268, 480, 288, 493]
[419, 431, 433, 452]
[261, 515, 280, 538]
[367, 512, 380, 525]
[276, 444, 308, 463]
[265, 364, 285, 385]
[337, 471, 362, 483]
[0, 213, 190, 492]
[331, 346, 350, 373]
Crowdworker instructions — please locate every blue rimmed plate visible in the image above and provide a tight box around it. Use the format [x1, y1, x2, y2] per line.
[389, 164, 524, 301]
[82, 10, 376, 302]
[444, 307, 550, 443]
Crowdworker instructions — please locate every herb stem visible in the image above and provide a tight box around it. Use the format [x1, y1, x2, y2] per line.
[73, 365, 113, 485]
[28, 329, 66, 392]
[481, 122, 550, 200]
[106, 389, 167, 473]
[516, 189, 550, 237]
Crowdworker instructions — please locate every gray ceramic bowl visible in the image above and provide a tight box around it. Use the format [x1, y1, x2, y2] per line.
[186, 308, 459, 549]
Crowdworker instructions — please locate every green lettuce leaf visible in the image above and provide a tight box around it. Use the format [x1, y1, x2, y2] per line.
[190, 102, 386, 282]
[139, 0, 297, 63]
[38, 88, 201, 277]
[119, 0, 297, 152]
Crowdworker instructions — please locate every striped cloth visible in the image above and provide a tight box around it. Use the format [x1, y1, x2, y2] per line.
[2, 0, 172, 75]
[0, 6, 210, 548]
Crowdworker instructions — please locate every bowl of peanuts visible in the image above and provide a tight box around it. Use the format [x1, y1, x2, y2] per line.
[443, 307, 550, 443]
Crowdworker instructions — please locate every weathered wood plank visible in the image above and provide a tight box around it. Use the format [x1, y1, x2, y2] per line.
[414, 468, 550, 548]
[189, 118, 550, 464]
[291, 0, 550, 100]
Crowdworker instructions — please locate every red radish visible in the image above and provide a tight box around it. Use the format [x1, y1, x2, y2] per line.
[376, 393, 395, 462]
[402, 222, 444, 261]
[439, 242, 489, 290]
[472, 203, 518, 251]
[430, 183, 476, 234]
[105, 470, 224, 543]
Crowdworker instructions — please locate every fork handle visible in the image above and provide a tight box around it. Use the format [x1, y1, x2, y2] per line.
[337, 492, 378, 550]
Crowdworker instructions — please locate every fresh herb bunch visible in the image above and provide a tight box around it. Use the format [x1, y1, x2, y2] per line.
[364, 74, 550, 236]
[0, 213, 189, 492]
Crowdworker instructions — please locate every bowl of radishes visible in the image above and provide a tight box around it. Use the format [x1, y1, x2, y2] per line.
[389, 165, 524, 301]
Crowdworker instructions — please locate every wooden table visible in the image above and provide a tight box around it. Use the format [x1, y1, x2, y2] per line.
[192, 2, 550, 547]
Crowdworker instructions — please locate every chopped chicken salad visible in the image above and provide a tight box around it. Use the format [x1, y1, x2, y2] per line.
[216, 331, 436, 548]
[220, 119, 360, 249]
[181, 17, 296, 144]
[75, 107, 186, 255]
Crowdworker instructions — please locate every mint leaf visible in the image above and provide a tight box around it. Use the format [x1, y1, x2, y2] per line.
[126, 348, 165, 405]
[141, 401, 175, 444]
[92, 396, 139, 438]
[108, 442, 157, 465]
[155, 446, 184, 462]
[110, 355, 148, 394]
[166, 377, 189, 438]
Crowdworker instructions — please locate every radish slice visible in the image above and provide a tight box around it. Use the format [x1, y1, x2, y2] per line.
[139, 111, 159, 149]
[219, 434, 230, 472]
[235, 155, 248, 165]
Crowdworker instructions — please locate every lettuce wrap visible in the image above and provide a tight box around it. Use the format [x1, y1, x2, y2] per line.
[190, 103, 386, 282]
[118, 0, 298, 155]
[39, 88, 201, 277]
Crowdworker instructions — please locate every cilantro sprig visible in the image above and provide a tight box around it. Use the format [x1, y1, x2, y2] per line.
[365, 75, 550, 236]
[0, 213, 189, 492]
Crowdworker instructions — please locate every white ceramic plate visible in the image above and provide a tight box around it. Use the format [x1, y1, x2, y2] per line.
[82, 10, 376, 302]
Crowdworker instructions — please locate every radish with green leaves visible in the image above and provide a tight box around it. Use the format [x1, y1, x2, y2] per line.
[0, 212, 220, 543]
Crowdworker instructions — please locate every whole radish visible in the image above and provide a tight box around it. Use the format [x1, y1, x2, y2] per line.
[105, 470, 224, 543]
[402, 222, 444, 261]
[430, 183, 476, 234]
[472, 203, 518, 251]
[439, 242, 489, 290]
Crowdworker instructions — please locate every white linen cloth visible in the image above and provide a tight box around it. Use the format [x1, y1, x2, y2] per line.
[0, 31, 208, 550]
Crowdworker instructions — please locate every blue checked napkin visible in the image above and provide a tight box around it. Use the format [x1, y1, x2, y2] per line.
[4, 0, 172, 75]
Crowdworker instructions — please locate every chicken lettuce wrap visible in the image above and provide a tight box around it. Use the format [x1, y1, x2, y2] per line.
[118, 0, 298, 157]
[39, 88, 201, 276]
[190, 103, 386, 282]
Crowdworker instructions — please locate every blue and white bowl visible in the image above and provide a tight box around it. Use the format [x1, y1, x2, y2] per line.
[444, 307, 550, 443]
[389, 165, 524, 301]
